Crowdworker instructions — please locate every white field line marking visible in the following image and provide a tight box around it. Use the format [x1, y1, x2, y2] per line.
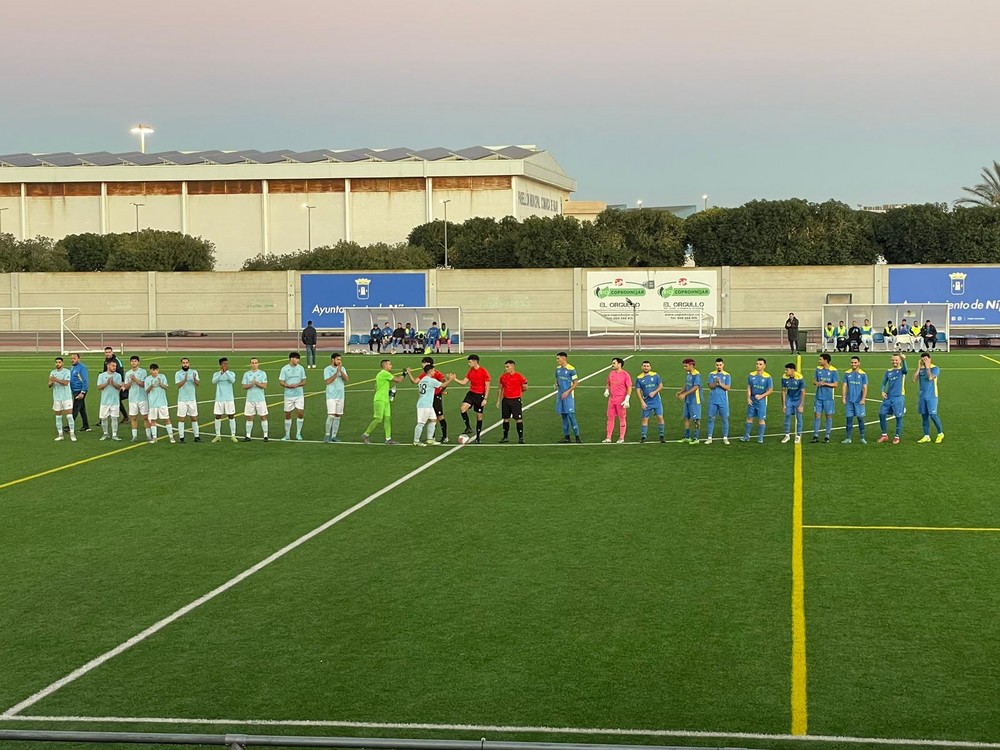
[6, 715, 1000, 750]
[1, 360, 622, 719]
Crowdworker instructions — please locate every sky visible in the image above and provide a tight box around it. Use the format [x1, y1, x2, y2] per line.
[2, 0, 998, 209]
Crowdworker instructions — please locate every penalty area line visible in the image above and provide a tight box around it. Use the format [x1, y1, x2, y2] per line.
[0, 359, 621, 720]
[5, 715, 1000, 750]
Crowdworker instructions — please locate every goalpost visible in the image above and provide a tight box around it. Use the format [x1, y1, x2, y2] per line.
[0, 307, 89, 354]
[343, 307, 463, 354]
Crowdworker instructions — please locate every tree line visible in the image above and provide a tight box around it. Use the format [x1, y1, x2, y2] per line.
[3, 201, 1000, 272]
[0, 231, 215, 273]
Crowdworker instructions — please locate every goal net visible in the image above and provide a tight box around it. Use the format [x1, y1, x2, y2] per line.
[344, 307, 463, 354]
[0, 307, 89, 354]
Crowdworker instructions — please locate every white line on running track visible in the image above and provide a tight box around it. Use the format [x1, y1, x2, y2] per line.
[0, 359, 623, 719]
[5, 715, 1000, 749]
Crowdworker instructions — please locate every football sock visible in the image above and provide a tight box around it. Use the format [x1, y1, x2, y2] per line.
[931, 415, 942, 433]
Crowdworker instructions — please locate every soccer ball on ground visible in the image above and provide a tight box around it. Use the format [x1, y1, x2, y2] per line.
[457, 434, 470, 445]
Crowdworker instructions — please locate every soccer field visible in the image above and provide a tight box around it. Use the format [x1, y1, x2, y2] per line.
[2, 349, 999, 749]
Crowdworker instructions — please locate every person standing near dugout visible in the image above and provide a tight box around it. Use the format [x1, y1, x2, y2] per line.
[784, 313, 800, 353]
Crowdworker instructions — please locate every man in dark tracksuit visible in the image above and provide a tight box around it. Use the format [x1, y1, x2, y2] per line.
[103, 346, 128, 422]
[69, 352, 91, 432]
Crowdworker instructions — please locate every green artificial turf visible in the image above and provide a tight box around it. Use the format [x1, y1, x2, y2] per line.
[1, 349, 998, 750]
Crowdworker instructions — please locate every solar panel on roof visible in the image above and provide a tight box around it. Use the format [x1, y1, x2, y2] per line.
[288, 150, 338, 163]
[454, 146, 496, 160]
[0, 153, 44, 167]
[118, 152, 165, 166]
[495, 146, 534, 159]
[169, 152, 211, 165]
[78, 152, 123, 166]
[197, 151, 249, 165]
[332, 149, 377, 162]
[39, 153, 85, 167]
[374, 147, 415, 162]
[250, 151, 297, 164]
[413, 147, 456, 161]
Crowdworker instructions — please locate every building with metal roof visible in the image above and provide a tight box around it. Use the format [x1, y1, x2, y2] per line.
[0, 146, 576, 270]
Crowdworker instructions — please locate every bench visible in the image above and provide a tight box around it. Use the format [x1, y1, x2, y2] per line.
[951, 334, 1000, 348]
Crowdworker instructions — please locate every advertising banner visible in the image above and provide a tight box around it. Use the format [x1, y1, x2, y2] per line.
[888, 266, 1000, 326]
[586, 270, 719, 331]
[300, 273, 427, 328]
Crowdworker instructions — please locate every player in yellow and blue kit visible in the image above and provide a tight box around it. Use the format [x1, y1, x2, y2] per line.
[878, 353, 906, 444]
[841, 355, 868, 444]
[811, 353, 839, 443]
[781, 363, 805, 444]
[915, 352, 944, 443]
[676, 358, 702, 444]
[635, 360, 666, 443]
[743, 358, 774, 443]
[555, 352, 581, 443]
[704, 358, 731, 445]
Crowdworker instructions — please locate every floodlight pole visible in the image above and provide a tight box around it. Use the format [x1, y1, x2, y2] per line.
[702, 194, 709, 211]
[130, 202, 144, 235]
[305, 205, 316, 252]
[130, 124, 154, 154]
[442, 199, 451, 268]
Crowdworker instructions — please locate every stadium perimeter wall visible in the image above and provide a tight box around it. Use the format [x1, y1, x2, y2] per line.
[1, 265, 894, 332]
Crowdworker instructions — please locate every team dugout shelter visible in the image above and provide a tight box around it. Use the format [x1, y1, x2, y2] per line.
[0, 145, 576, 270]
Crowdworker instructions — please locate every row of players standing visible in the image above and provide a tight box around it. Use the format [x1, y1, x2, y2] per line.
[617, 351, 944, 447]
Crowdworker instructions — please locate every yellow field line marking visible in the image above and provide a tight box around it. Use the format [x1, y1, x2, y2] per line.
[0, 357, 470, 493]
[791, 352, 808, 735]
[980, 354, 1000, 366]
[805, 524, 1000, 533]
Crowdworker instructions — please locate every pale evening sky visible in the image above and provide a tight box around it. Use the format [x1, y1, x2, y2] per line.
[1, 0, 997, 209]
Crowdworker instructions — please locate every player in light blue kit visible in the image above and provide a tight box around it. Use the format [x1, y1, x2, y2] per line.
[323, 353, 348, 443]
[212, 357, 239, 443]
[676, 358, 702, 444]
[123, 356, 150, 443]
[49, 357, 75, 442]
[555, 351, 581, 443]
[781, 363, 805, 444]
[97, 360, 123, 441]
[242, 357, 269, 442]
[409, 363, 446, 445]
[811, 353, 839, 443]
[635, 360, 665, 443]
[174, 357, 201, 443]
[743, 358, 773, 443]
[841, 355, 869, 444]
[144, 363, 175, 443]
[878, 353, 906, 444]
[915, 352, 944, 443]
[704, 357, 731, 445]
[279, 351, 307, 441]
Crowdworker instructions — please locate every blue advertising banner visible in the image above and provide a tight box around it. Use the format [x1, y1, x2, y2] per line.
[889, 266, 1000, 326]
[301, 273, 427, 328]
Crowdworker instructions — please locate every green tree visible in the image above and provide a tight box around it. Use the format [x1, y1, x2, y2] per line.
[407, 220, 461, 266]
[241, 252, 288, 271]
[595, 208, 686, 266]
[956, 160, 1000, 207]
[873, 204, 951, 265]
[57, 233, 120, 272]
[0, 236, 70, 272]
[945, 207, 1000, 263]
[105, 231, 215, 271]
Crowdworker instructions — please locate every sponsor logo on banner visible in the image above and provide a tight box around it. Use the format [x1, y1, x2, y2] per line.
[587, 270, 719, 328]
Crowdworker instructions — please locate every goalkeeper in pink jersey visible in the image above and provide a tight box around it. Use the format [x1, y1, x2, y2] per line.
[603, 357, 632, 443]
